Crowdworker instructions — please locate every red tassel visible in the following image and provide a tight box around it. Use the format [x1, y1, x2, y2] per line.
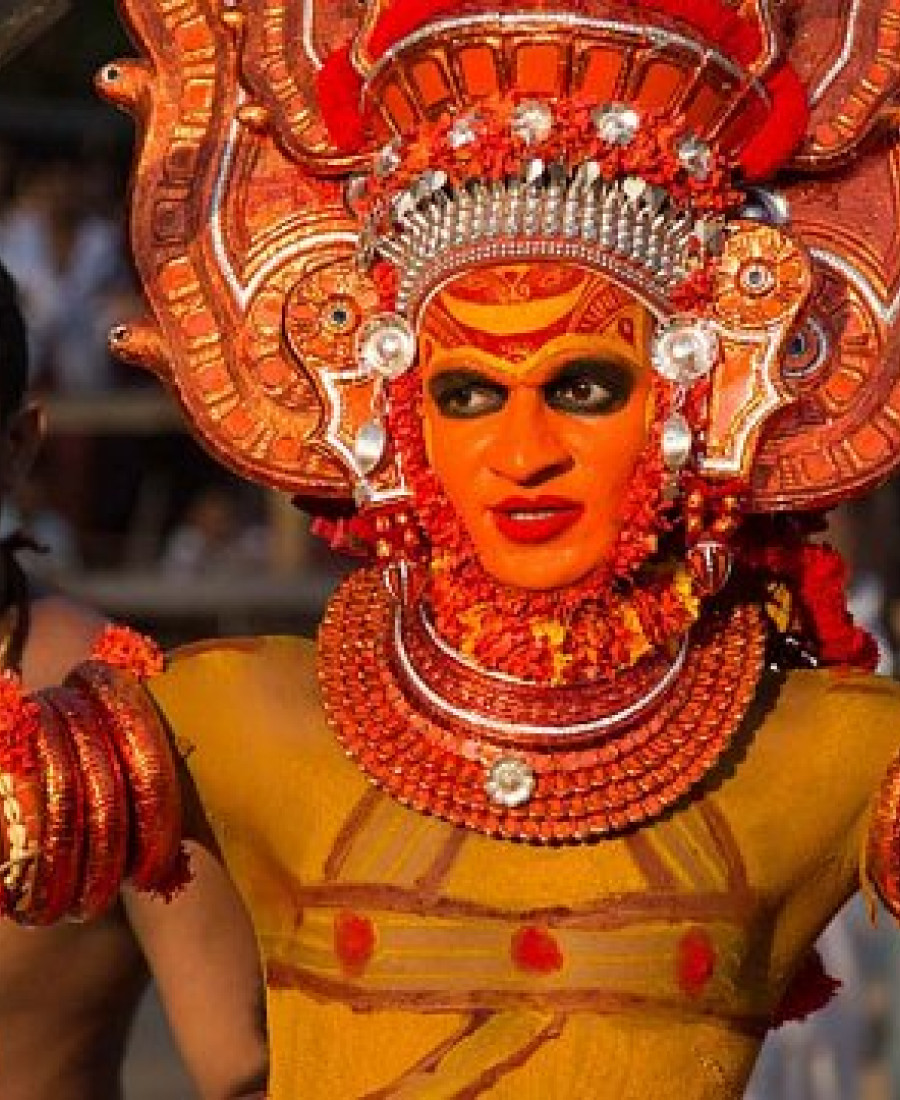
[316, 44, 366, 153]
[773, 949, 842, 1027]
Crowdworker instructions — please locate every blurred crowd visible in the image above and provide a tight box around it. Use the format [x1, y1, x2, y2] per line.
[0, 144, 276, 584]
[4, 145, 900, 1100]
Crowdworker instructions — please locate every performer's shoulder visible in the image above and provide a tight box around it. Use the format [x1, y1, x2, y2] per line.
[165, 632, 317, 675]
[775, 666, 900, 726]
[753, 667, 900, 788]
[148, 633, 319, 719]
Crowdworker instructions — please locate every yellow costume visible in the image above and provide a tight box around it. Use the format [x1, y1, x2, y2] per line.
[150, 632, 900, 1099]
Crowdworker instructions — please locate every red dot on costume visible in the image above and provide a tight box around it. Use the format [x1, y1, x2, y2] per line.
[677, 927, 716, 997]
[618, 317, 636, 345]
[511, 925, 564, 974]
[334, 910, 376, 976]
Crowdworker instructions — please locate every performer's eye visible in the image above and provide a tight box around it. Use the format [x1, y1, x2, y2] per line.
[544, 359, 634, 416]
[429, 371, 508, 419]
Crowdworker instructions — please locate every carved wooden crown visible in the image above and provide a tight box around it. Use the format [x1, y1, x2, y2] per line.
[102, 0, 900, 514]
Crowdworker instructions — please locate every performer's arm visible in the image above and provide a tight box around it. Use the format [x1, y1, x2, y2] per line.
[123, 846, 268, 1100]
[0, 629, 270, 1097]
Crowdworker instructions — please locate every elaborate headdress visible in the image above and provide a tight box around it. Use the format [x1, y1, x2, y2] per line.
[102, 0, 900, 530]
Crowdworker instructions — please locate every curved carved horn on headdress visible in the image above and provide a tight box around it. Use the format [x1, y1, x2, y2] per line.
[787, 0, 900, 170]
[745, 0, 900, 511]
[99, 0, 402, 503]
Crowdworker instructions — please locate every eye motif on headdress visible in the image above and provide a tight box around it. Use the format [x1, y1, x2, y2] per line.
[101, 0, 900, 518]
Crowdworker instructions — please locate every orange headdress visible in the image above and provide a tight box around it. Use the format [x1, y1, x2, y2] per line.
[102, 0, 900, 537]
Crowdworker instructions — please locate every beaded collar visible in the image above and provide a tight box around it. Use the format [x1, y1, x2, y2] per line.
[318, 569, 766, 843]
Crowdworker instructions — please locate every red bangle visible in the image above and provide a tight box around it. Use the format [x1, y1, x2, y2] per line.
[869, 754, 900, 919]
[25, 700, 84, 925]
[48, 687, 129, 921]
[68, 663, 182, 892]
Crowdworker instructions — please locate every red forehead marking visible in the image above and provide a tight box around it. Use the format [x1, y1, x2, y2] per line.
[425, 267, 641, 362]
[618, 317, 636, 346]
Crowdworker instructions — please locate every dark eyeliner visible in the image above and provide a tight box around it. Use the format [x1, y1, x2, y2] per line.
[428, 370, 508, 418]
[544, 358, 634, 415]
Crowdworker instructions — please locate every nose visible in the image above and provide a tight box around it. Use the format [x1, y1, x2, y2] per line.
[485, 388, 573, 486]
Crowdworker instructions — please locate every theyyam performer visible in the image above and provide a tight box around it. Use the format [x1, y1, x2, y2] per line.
[3, 1, 900, 1096]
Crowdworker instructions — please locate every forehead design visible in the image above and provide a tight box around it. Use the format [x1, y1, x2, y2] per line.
[420, 264, 653, 376]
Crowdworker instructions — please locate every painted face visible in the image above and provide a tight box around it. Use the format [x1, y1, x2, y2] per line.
[419, 263, 655, 590]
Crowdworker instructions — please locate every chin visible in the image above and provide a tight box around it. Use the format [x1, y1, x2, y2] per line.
[478, 549, 601, 592]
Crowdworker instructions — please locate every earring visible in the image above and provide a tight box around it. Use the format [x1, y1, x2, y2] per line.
[683, 483, 741, 596]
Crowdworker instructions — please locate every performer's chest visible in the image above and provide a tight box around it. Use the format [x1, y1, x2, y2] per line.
[194, 696, 781, 1020]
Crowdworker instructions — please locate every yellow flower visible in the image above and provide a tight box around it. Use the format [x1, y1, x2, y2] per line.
[765, 582, 793, 632]
[459, 606, 486, 656]
[673, 565, 701, 620]
[531, 620, 571, 685]
[622, 605, 651, 664]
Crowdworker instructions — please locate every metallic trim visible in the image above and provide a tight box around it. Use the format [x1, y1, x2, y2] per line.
[368, 11, 754, 89]
[811, 245, 900, 325]
[810, 0, 863, 106]
[393, 602, 689, 739]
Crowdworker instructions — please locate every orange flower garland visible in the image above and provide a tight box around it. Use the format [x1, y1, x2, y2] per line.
[91, 624, 165, 679]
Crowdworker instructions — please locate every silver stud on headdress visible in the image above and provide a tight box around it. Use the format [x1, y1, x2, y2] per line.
[592, 103, 641, 146]
[356, 313, 416, 379]
[676, 134, 713, 181]
[651, 316, 719, 385]
[511, 100, 553, 145]
[375, 139, 403, 179]
[448, 113, 482, 149]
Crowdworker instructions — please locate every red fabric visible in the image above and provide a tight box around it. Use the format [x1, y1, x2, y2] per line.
[369, 0, 461, 59]
[773, 950, 842, 1027]
[742, 65, 810, 180]
[315, 44, 366, 154]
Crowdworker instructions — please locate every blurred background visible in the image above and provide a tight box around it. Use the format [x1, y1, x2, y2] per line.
[1, 4, 900, 1100]
[0, 4, 345, 1097]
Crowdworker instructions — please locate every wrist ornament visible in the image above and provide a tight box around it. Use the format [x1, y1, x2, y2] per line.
[0, 626, 186, 924]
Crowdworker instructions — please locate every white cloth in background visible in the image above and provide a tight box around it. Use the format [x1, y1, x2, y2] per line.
[0, 206, 126, 393]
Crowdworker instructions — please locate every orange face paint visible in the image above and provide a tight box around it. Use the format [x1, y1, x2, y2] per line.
[419, 262, 655, 590]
